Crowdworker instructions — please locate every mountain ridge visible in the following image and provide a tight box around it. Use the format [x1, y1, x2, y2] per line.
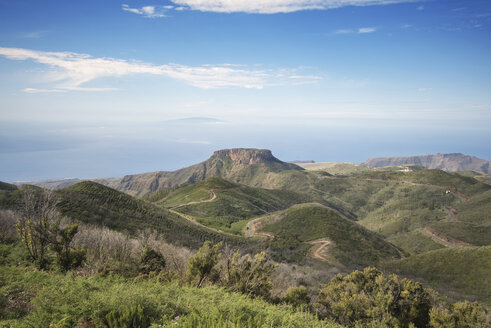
[363, 153, 490, 173]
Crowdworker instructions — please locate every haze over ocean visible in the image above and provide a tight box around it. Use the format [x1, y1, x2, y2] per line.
[1, 0, 490, 181]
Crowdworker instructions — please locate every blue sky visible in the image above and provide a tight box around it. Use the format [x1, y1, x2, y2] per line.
[0, 0, 490, 181]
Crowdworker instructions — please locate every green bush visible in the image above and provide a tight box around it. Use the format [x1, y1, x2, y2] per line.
[285, 286, 311, 308]
[430, 301, 489, 328]
[317, 267, 432, 328]
[105, 304, 150, 328]
[139, 247, 165, 275]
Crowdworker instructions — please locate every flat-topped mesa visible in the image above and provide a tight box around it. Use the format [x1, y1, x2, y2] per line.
[211, 148, 280, 165]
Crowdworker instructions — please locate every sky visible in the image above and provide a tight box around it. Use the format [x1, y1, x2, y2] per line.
[0, 0, 490, 182]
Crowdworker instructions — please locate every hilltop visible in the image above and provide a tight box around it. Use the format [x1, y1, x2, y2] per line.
[115, 148, 302, 197]
[256, 203, 402, 267]
[148, 177, 311, 235]
[363, 153, 490, 173]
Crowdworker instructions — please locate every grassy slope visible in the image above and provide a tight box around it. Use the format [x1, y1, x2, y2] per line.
[57, 181, 251, 250]
[296, 162, 371, 175]
[384, 246, 491, 306]
[424, 189, 491, 246]
[261, 204, 401, 267]
[308, 171, 490, 254]
[155, 178, 311, 234]
[0, 266, 338, 328]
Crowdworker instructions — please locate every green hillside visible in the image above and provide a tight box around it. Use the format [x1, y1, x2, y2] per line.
[295, 162, 371, 175]
[57, 181, 250, 250]
[307, 170, 490, 254]
[384, 246, 491, 306]
[260, 204, 401, 267]
[155, 177, 311, 234]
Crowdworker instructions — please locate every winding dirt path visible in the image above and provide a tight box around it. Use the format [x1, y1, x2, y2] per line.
[170, 190, 217, 210]
[309, 239, 331, 262]
[246, 216, 274, 238]
[169, 208, 235, 236]
[443, 206, 459, 222]
[421, 226, 471, 248]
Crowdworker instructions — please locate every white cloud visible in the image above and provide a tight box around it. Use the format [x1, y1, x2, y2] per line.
[0, 47, 321, 92]
[416, 5, 424, 10]
[334, 27, 376, 34]
[334, 29, 355, 34]
[23, 88, 65, 93]
[358, 27, 376, 33]
[169, 0, 418, 14]
[122, 4, 169, 18]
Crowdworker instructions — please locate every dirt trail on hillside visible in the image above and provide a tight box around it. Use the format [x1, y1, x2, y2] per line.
[168, 206, 235, 237]
[443, 206, 459, 222]
[421, 227, 471, 248]
[309, 239, 332, 262]
[247, 216, 274, 238]
[171, 190, 217, 209]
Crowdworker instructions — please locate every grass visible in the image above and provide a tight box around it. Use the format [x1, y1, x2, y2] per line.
[261, 204, 401, 267]
[385, 230, 444, 255]
[456, 190, 491, 226]
[0, 265, 339, 328]
[428, 221, 491, 246]
[384, 246, 491, 306]
[155, 178, 311, 234]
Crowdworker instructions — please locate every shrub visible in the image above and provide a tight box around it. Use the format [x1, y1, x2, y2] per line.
[429, 301, 489, 328]
[284, 286, 311, 308]
[139, 246, 166, 275]
[105, 304, 150, 328]
[224, 251, 277, 299]
[317, 267, 432, 328]
[186, 241, 222, 288]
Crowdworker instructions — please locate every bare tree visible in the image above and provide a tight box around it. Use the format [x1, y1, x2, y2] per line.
[16, 189, 59, 268]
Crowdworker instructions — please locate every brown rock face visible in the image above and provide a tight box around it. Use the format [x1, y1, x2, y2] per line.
[211, 148, 279, 165]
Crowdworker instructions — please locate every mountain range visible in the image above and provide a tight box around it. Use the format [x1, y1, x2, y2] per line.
[2, 148, 491, 306]
[363, 153, 490, 173]
[14, 151, 490, 191]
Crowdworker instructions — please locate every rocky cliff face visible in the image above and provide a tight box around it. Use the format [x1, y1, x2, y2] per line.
[363, 153, 490, 173]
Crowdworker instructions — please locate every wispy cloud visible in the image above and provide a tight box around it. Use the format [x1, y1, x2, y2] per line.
[168, 0, 418, 14]
[0, 47, 322, 92]
[19, 30, 50, 39]
[23, 88, 66, 93]
[358, 27, 376, 33]
[122, 4, 172, 18]
[334, 27, 377, 34]
[416, 5, 424, 11]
